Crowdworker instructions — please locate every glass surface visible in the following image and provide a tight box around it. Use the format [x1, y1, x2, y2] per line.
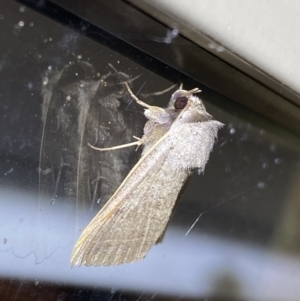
[1, 1, 300, 301]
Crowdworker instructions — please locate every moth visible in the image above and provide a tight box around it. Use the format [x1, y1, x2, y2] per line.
[71, 83, 223, 266]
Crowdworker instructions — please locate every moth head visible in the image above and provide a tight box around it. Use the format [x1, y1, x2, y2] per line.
[169, 88, 212, 122]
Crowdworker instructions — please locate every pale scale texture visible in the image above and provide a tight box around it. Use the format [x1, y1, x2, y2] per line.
[71, 89, 223, 266]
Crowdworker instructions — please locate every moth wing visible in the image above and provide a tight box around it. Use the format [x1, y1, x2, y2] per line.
[71, 135, 188, 266]
[71, 121, 222, 266]
[168, 120, 224, 170]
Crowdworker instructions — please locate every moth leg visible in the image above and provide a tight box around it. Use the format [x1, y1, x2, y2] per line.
[125, 83, 151, 109]
[88, 138, 143, 152]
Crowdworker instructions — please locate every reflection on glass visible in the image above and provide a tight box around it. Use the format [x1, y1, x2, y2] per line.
[0, 0, 300, 300]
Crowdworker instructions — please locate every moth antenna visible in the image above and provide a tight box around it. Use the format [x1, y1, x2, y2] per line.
[125, 83, 151, 109]
[145, 84, 177, 96]
[108, 64, 141, 86]
[188, 88, 202, 94]
[117, 75, 140, 86]
[108, 63, 118, 73]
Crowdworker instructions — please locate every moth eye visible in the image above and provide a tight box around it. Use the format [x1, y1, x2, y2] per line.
[174, 96, 188, 110]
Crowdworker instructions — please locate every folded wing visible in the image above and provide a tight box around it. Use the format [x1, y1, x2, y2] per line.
[71, 120, 222, 265]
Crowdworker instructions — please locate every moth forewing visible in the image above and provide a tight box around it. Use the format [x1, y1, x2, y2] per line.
[71, 132, 181, 266]
[71, 86, 223, 266]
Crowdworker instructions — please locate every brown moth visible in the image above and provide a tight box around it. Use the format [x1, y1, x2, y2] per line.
[71, 83, 223, 266]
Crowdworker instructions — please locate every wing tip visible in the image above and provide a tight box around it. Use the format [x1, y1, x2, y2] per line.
[70, 251, 146, 266]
